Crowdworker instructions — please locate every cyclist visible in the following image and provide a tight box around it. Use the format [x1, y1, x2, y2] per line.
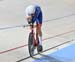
[25, 5, 43, 52]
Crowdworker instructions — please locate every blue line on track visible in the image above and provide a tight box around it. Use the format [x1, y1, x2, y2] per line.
[33, 44, 75, 62]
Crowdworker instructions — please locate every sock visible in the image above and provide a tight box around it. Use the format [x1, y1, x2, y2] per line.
[38, 36, 42, 46]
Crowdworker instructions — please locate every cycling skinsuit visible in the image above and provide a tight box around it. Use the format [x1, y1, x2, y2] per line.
[32, 5, 42, 24]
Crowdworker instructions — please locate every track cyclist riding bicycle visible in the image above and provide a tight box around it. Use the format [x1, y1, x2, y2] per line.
[25, 5, 43, 53]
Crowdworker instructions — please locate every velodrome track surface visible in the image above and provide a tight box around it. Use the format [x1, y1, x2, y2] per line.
[0, 0, 75, 62]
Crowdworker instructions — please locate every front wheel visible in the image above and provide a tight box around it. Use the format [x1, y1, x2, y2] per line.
[28, 32, 35, 57]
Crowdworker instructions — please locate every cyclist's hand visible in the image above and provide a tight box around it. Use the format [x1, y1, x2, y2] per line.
[27, 16, 32, 23]
[28, 19, 32, 24]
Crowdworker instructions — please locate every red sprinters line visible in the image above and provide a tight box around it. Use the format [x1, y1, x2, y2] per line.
[0, 44, 27, 54]
[0, 30, 74, 54]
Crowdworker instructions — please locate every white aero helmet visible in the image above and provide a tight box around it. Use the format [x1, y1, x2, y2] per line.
[26, 5, 35, 16]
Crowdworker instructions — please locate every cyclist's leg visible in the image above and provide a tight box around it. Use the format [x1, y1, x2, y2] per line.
[36, 24, 42, 45]
[36, 12, 43, 46]
[36, 23, 43, 52]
